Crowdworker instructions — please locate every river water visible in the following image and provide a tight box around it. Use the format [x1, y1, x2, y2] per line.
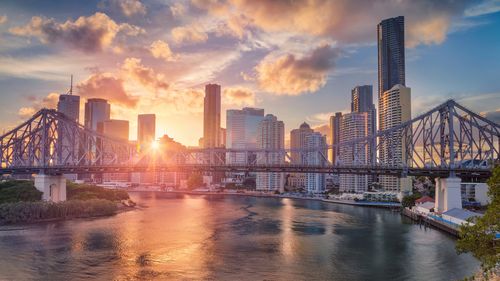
[0, 192, 479, 280]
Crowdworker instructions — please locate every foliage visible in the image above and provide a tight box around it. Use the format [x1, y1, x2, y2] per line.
[187, 173, 203, 190]
[0, 199, 117, 224]
[456, 166, 500, 270]
[66, 181, 129, 201]
[401, 193, 422, 208]
[242, 178, 256, 189]
[225, 182, 236, 189]
[0, 180, 42, 203]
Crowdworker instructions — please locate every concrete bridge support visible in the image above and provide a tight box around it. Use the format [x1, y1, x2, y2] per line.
[33, 174, 66, 202]
[434, 177, 462, 213]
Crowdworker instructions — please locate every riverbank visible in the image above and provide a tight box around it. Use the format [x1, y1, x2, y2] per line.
[402, 208, 460, 237]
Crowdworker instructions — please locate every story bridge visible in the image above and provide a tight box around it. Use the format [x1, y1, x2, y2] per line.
[1, 99, 498, 212]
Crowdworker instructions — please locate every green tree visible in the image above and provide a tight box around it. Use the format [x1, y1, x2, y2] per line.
[456, 166, 500, 270]
[187, 173, 203, 190]
[401, 194, 422, 208]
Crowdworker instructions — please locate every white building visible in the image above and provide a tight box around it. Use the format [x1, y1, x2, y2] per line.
[378, 84, 412, 193]
[256, 114, 285, 192]
[339, 112, 372, 193]
[305, 132, 327, 194]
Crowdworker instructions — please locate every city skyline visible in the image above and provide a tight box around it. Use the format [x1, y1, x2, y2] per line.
[0, 1, 499, 146]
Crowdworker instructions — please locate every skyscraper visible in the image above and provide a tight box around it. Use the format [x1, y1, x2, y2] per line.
[290, 122, 313, 164]
[306, 132, 327, 194]
[378, 84, 412, 193]
[339, 112, 372, 193]
[84, 98, 110, 131]
[138, 114, 156, 150]
[256, 114, 285, 192]
[226, 107, 265, 164]
[57, 94, 80, 123]
[351, 85, 376, 164]
[101, 120, 129, 141]
[329, 112, 342, 164]
[377, 16, 405, 98]
[203, 84, 221, 148]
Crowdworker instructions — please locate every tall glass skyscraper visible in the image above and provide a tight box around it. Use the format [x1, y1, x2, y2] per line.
[203, 84, 221, 148]
[377, 16, 405, 97]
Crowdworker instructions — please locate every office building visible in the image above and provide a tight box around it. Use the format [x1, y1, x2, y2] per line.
[378, 16, 405, 97]
[305, 132, 327, 194]
[352, 85, 376, 166]
[226, 107, 265, 164]
[84, 98, 110, 130]
[203, 84, 221, 148]
[339, 112, 372, 193]
[138, 114, 156, 150]
[378, 84, 412, 193]
[57, 94, 80, 123]
[219, 128, 226, 148]
[330, 112, 342, 164]
[101, 119, 129, 183]
[256, 114, 285, 192]
[56, 92, 80, 179]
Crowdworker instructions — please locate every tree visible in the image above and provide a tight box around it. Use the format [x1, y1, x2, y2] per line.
[401, 194, 422, 208]
[456, 166, 500, 270]
[187, 173, 203, 190]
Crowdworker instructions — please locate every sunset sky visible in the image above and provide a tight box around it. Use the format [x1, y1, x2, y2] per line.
[0, 0, 499, 146]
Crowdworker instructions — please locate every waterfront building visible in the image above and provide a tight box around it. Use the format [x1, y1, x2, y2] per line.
[305, 132, 327, 194]
[289, 122, 313, 190]
[203, 84, 221, 148]
[226, 107, 265, 164]
[101, 119, 129, 183]
[339, 112, 372, 193]
[137, 114, 156, 151]
[256, 114, 285, 192]
[377, 16, 405, 97]
[378, 84, 412, 193]
[330, 112, 342, 164]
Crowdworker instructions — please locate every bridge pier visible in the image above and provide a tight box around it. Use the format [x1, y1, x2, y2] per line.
[434, 177, 461, 213]
[33, 174, 66, 202]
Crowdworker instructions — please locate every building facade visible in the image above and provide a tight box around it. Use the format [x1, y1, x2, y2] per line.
[84, 98, 110, 131]
[290, 122, 314, 164]
[377, 16, 405, 97]
[101, 119, 129, 183]
[138, 114, 156, 151]
[203, 84, 221, 148]
[305, 132, 327, 194]
[330, 112, 342, 164]
[339, 112, 372, 193]
[256, 114, 285, 192]
[226, 107, 265, 165]
[378, 84, 412, 192]
[57, 94, 80, 123]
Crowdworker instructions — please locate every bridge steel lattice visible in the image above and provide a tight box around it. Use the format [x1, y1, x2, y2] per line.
[0, 100, 499, 179]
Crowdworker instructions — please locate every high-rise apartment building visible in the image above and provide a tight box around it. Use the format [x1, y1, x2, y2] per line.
[290, 122, 313, 164]
[203, 84, 221, 148]
[226, 107, 265, 164]
[330, 112, 342, 164]
[84, 98, 110, 130]
[57, 94, 80, 123]
[256, 114, 285, 192]
[378, 16, 405, 98]
[339, 112, 372, 193]
[306, 132, 327, 194]
[138, 114, 156, 150]
[351, 85, 376, 164]
[378, 84, 412, 192]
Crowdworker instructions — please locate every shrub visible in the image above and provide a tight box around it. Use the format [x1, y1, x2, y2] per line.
[0, 180, 42, 203]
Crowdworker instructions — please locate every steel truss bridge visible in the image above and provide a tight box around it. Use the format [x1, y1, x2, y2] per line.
[1, 100, 499, 180]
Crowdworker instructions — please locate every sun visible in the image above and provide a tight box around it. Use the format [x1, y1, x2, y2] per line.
[151, 140, 159, 150]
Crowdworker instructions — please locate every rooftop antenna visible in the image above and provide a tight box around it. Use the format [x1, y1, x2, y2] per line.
[68, 74, 73, 95]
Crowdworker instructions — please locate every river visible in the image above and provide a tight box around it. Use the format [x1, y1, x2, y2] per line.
[0, 192, 479, 280]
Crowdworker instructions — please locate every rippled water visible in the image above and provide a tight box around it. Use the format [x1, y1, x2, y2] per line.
[0, 192, 479, 280]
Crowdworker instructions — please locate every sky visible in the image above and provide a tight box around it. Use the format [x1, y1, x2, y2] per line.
[0, 0, 499, 146]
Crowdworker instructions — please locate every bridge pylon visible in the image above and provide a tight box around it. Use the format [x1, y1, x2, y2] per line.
[33, 174, 66, 202]
[434, 177, 462, 213]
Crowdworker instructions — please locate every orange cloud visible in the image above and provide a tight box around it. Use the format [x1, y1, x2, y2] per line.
[121, 57, 169, 91]
[150, 40, 176, 62]
[171, 24, 208, 44]
[0, 15, 7, 25]
[255, 44, 340, 95]
[18, 92, 59, 119]
[77, 73, 138, 107]
[9, 12, 143, 52]
[99, 0, 146, 17]
[223, 87, 255, 106]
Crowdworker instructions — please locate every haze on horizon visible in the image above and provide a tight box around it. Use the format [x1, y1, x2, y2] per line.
[0, 0, 499, 145]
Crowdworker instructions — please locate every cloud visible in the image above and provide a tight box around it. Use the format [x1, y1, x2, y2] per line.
[149, 40, 175, 62]
[170, 3, 186, 17]
[0, 15, 7, 25]
[77, 72, 138, 107]
[223, 87, 255, 106]
[465, 0, 500, 17]
[9, 12, 143, 52]
[195, 0, 471, 48]
[482, 109, 500, 124]
[255, 44, 340, 95]
[121, 57, 169, 91]
[171, 24, 208, 44]
[99, 0, 146, 17]
[18, 92, 59, 119]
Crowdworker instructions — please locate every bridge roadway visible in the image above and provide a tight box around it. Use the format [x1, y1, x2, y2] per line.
[0, 164, 491, 179]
